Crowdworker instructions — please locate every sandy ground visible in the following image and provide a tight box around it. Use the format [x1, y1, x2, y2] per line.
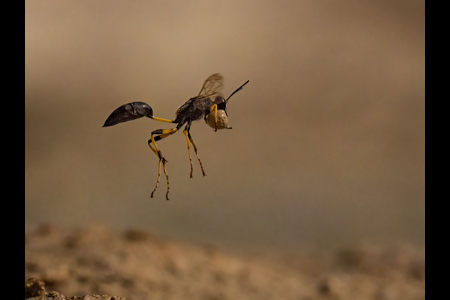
[25, 224, 425, 300]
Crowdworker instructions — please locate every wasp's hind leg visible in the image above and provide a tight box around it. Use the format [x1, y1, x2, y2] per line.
[183, 123, 206, 177]
[148, 127, 179, 200]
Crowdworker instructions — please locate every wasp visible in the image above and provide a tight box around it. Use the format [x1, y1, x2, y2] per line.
[103, 74, 249, 200]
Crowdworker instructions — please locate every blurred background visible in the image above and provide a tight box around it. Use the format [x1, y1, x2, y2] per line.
[25, 0, 425, 250]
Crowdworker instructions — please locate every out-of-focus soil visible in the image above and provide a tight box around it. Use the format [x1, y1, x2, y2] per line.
[25, 224, 425, 300]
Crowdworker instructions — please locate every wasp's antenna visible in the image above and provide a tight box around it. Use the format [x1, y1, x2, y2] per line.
[226, 80, 249, 103]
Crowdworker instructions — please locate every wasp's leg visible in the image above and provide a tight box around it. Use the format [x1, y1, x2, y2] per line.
[148, 127, 179, 200]
[183, 129, 194, 178]
[182, 122, 196, 178]
[185, 127, 206, 177]
[209, 104, 218, 132]
[148, 131, 177, 156]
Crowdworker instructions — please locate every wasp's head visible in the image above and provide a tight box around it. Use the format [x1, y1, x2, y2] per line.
[204, 96, 232, 130]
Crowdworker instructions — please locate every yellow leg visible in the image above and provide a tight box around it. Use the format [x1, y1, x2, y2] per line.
[187, 131, 206, 176]
[148, 131, 175, 156]
[162, 160, 170, 200]
[150, 158, 162, 198]
[148, 142, 158, 156]
[148, 127, 179, 200]
[210, 104, 218, 132]
[183, 130, 194, 178]
[149, 128, 178, 156]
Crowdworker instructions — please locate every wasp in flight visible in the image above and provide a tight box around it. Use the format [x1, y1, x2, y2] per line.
[103, 74, 249, 200]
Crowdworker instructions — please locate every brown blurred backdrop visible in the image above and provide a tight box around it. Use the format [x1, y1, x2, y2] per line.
[25, 0, 425, 250]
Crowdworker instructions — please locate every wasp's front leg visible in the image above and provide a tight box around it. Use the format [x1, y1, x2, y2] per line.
[205, 104, 218, 131]
[205, 105, 232, 131]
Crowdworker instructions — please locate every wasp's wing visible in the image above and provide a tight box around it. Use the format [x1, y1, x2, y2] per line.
[197, 73, 224, 99]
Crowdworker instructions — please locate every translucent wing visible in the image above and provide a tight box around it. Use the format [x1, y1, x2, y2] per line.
[197, 73, 224, 99]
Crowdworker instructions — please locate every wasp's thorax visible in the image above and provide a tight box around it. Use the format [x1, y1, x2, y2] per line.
[173, 97, 213, 126]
